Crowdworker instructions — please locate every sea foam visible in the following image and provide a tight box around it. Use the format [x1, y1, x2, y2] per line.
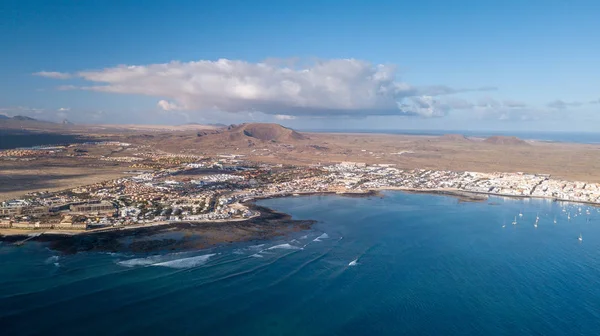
[117, 255, 166, 267]
[45, 256, 60, 264]
[313, 233, 329, 242]
[153, 254, 216, 269]
[267, 243, 301, 250]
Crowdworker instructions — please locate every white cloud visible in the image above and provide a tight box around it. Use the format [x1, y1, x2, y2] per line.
[275, 114, 297, 120]
[547, 99, 584, 109]
[58, 107, 71, 111]
[38, 58, 495, 118]
[503, 100, 527, 108]
[399, 96, 449, 117]
[157, 100, 181, 111]
[33, 71, 72, 79]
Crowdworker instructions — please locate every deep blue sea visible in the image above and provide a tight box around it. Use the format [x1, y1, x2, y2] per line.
[2, 192, 600, 335]
[305, 129, 600, 144]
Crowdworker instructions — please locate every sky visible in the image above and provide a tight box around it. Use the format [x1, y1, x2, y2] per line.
[1, 0, 599, 131]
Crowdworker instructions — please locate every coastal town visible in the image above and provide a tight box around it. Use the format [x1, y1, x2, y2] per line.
[2, 141, 600, 233]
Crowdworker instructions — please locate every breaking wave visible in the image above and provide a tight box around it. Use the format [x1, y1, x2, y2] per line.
[45, 256, 60, 264]
[117, 252, 216, 269]
[313, 233, 329, 242]
[267, 243, 302, 250]
[117, 255, 166, 267]
[251, 253, 264, 258]
[153, 254, 216, 269]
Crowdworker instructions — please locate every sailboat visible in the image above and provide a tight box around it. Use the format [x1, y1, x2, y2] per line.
[568, 212, 571, 221]
[579, 234, 583, 242]
[512, 216, 517, 225]
[534, 217, 538, 228]
[553, 216, 557, 224]
[519, 211, 523, 218]
[536, 212, 540, 221]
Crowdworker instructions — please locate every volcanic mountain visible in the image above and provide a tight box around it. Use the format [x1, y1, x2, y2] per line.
[483, 136, 529, 146]
[226, 123, 307, 142]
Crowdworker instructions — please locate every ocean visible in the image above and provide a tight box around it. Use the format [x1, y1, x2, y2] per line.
[304, 129, 600, 144]
[2, 192, 600, 335]
[0, 130, 92, 150]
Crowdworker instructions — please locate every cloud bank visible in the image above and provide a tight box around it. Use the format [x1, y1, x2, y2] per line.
[34, 71, 72, 79]
[37, 58, 495, 118]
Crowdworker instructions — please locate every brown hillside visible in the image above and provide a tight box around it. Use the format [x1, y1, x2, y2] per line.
[483, 136, 529, 146]
[438, 134, 471, 142]
[227, 123, 307, 142]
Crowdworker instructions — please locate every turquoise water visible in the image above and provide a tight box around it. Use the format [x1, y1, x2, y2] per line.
[2, 192, 600, 335]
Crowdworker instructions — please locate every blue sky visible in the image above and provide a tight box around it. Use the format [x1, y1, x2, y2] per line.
[1, 0, 599, 131]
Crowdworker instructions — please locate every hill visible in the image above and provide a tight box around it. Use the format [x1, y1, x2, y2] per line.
[226, 123, 307, 142]
[11, 115, 37, 121]
[438, 134, 471, 142]
[483, 136, 529, 146]
[0, 116, 66, 131]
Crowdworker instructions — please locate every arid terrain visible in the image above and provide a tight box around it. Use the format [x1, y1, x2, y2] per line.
[124, 123, 600, 182]
[2, 118, 600, 202]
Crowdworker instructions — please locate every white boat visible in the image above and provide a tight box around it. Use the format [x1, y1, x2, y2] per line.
[534, 217, 538, 228]
[553, 216, 557, 224]
[536, 213, 540, 221]
[568, 212, 571, 221]
[512, 216, 517, 225]
[519, 211, 523, 218]
[579, 234, 583, 242]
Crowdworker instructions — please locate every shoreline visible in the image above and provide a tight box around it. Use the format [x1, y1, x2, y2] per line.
[0, 203, 316, 254]
[1, 187, 597, 252]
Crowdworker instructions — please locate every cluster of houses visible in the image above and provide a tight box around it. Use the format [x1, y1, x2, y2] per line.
[4, 157, 600, 233]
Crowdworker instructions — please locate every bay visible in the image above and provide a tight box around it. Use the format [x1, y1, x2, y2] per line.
[1, 192, 600, 335]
